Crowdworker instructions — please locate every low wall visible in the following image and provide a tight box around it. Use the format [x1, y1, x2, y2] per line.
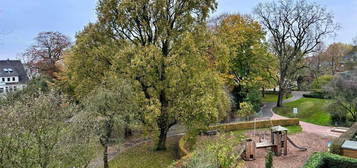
[209, 118, 299, 132]
[342, 148, 357, 159]
[178, 118, 300, 158]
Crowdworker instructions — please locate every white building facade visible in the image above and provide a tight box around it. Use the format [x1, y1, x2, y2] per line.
[0, 60, 28, 95]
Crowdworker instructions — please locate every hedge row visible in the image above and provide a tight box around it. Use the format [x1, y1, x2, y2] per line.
[303, 152, 357, 168]
[303, 91, 331, 99]
[178, 118, 300, 158]
[331, 122, 357, 155]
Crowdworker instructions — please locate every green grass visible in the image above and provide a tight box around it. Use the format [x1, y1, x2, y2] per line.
[273, 97, 332, 126]
[109, 136, 180, 168]
[262, 93, 292, 103]
[285, 125, 303, 134]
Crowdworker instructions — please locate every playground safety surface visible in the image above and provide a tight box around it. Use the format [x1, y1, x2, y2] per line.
[244, 131, 333, 168]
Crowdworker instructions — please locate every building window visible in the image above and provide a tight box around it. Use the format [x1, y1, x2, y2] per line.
[12, 77, 15, 81]
[7, 78, 10, 82]
[14, 86, 17, 91]
[1, 78, 4, 82]
[9, 86, 13, 92]
[0, 88, 3, 93]
[5, 87, 8, 93]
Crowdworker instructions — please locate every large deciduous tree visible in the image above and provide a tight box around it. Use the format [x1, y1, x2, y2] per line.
[65, 0, 230, 151]
[211, 14, 278, 119]
[63, 23, 121, 99]
[23, 32, 71, 78]
[254, 0, 338, 107]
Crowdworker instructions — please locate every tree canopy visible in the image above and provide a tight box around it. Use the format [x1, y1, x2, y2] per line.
[255, 0, 338, 106]
[64, 0, 230, 151]
[23, 32, 71, 78]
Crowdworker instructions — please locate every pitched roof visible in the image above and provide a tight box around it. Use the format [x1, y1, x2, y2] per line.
[0, 60, 29, 84]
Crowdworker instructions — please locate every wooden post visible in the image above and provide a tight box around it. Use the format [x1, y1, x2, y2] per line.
[245, 139, 256, 160]
[276, 132, 282, 156]
[283, 131, 288, 155]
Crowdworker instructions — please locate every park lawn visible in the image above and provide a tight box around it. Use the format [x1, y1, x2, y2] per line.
[109, 136, 180, 168]
[262, 93, 292, 103]
[273, 98, 332, 126]
[286, 125, 303, 134]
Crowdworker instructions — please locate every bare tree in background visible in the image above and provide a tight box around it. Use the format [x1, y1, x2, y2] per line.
[308, 43, 325, 80]
[323, 43, 352, 75]
[254, 0, 339, 107]
[23, 32, 71, 78]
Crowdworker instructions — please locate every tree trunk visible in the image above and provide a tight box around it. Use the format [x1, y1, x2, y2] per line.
[124, 125, 133, 138]
[277, 87, 284, 107]
[262, 87, 265, 97]
[103, 145, 109, 168]
[156, 125, 169, 151]
[156, 90, 175, 151]
[101, 120, 113, 168]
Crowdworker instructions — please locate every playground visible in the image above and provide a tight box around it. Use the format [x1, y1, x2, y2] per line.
[194, 124, 333, 168]
[244, 131, 333, 168]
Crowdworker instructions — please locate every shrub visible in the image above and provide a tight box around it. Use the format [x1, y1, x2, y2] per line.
[177, 134, 244, 168]
[331, 122, 357, 155]
[303, 152, 357, 168]
[311, 75, 334, 90]
[328, 102, 348, 126]
[265, 150, 273, 168]
[303, 91, 331, 99]
[237, 102, 255, 120]
[245, 89, 263, 112]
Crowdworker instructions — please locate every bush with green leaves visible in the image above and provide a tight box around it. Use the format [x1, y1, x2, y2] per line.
[176, 134, 244, 168]
[265, 150, 273, 168]
[237, 102, 255, 120]
[0, 91, 97, 168]
[245, 89, 263, 112]
[326, 71, 357, 122]
[311, 75, 334, 90]
[303, 152, 357, 168]
[82, 79, 139, 168]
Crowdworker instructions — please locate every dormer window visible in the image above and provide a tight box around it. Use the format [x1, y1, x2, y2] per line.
[3, 68, 13, 73]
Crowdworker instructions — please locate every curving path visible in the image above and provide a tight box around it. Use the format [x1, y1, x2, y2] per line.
[263, 91, 342, 137]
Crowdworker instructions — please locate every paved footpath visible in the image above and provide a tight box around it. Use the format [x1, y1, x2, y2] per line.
[263, 91, 342, 137]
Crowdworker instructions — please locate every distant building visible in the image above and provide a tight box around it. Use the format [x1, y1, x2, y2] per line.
[340, 51, 357, 71]
[0, 60, 29, 94]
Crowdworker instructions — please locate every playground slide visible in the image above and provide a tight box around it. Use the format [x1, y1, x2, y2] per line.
[287, 137, 307, 151]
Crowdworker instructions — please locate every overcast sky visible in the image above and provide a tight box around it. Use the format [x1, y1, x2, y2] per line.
[0, 0, 356, 60]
